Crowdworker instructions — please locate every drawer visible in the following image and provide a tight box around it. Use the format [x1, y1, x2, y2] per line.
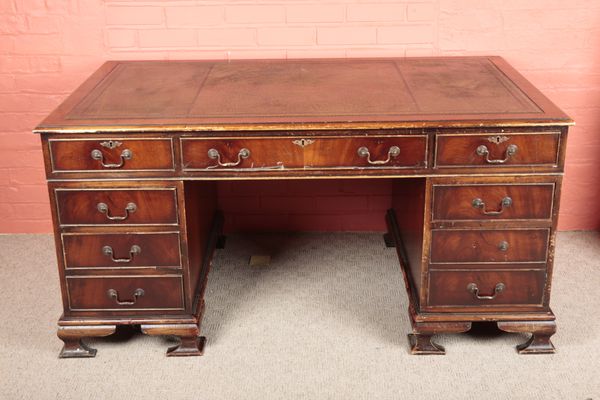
[181, 137, 303, 171]
[55, 188, 178, 226]
[62, 232, 181, 269]
[66, 275, 184, 311]
[428, 270, 546, 307]
[304, 136, 427, 169]
[49, 138, 174, 172]
[435, 132, 560, 168]
[432, 183, 554, 221]
[430, 229, 549, 263]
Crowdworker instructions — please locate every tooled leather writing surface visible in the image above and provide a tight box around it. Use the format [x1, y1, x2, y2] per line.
[35, 57, 572, 131]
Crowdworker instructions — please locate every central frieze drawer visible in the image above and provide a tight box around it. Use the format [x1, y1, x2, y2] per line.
[430, 229, 549, 263]
[180, 135, 427, 170]
[66, 275, 184, 311]
[49, 138, 174, 172]
[55, 188, 178, 226]
[432, 183, 555, 221]
[62, 232, 181, 269]
[435, 132, 560, 168]
[428, 270, 546, 307]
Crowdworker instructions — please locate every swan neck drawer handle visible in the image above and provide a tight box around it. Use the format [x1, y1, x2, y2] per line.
[107, 288, 145, 306]
[102, 245, 141, 263]
[471, 196, 512, 215]
[476, 144, 518, 164]
[467, 283, 505, 300]
[90, 149, 132, 168]
[357, 146, 400, 165]
[207, 148, 250, 168]
[96, 202, 137, 221]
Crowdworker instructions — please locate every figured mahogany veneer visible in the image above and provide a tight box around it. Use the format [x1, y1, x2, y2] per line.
[430, 229, 550, 263]
[62, 232, 181, 269]
[34, 57, 572, 358]
[49, 138, 175, 173]
[55, 188, 178, 226]
[66, 275, 184, 311]
[432, 183, 555, 221]
[427, 270, 546, 308]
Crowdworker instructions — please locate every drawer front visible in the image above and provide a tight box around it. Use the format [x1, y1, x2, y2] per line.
[56, 188, 178, 226]
[428, 270, 546, 307]
[49, 138, 174, 172]
[62, 232, 181, 269]
[181, 137, 303, 171]
[66, 275, 184, 311]
[432, 183, 554, 221]
[430, 229, 549, 263]
[435, 133, 560, 168]
[305, 136, 427, 169]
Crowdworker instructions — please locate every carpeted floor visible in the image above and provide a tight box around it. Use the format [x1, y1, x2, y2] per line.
[0, 231, 598, 399]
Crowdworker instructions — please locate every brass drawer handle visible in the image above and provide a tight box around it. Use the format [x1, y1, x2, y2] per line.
[96, 202, 137, 221]
[107, 288, 144, 306]
[476, 144, 518, 164]
[102, 245, 141, 263]
[467, 282, 505, 300]
[207, 148, 250, 168]
[497, 241, 509, 252]
[90, 148, 132, 168]
[357, 146, 400, 165]
[471, 196, 512, 215]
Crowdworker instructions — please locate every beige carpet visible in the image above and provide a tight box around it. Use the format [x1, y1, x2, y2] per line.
[0, 231, 598, 399]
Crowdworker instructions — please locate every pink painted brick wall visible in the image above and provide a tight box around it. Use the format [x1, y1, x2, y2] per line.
[1, 0, 599, 233]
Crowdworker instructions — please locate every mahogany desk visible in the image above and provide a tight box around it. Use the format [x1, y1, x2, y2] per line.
[34, 57, 573, 357]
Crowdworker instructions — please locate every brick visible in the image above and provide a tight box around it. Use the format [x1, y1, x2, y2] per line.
[378, 25, 435, 44]
[105, 6, 163, 25]
[0, 75, 16, 92]
[12, 203, 51, 220]
[317, 27, 377, 45]
[345, 48, 406, 58]
[106, 29, 137, 48]
[12, 34, 63, 55]
[197, 28, 256, 47]
[405, 46, 435, 56]
[347, 3, 406, 22]
[165, 6, 223, 27]
[14, 0, 45, 14]
[14, 73, 79, 94]
[257, 27, 315, 46]
[225, 5, 285, 24]
[224, 50, 287, 60]
[25, 16, 61, 33]
[0, 219, 53, 234]
[0, 184, 47, 203]
[139, 29, 197, 48]
[0, 132, 41, 150]
[286, 5, 344, 23]
[0, 1, 15, 13]
[9, 168, 45, 185]
[407, 3, 437, 21]
[287, 49, 346, 59]
[0, 93, 64, 113]
[28, 56, 61, 72]
[0, 15, 27, 34]
[0, 114, 46, 132]
[45, 0, 77, 14]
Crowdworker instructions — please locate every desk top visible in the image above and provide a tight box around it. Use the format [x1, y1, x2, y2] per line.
[35, 56, 572, 134]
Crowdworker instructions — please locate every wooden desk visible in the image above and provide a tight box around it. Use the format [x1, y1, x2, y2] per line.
[34, 57, 573, 357]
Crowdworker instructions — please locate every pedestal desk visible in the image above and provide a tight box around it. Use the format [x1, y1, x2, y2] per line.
[34, 57, 573, 357]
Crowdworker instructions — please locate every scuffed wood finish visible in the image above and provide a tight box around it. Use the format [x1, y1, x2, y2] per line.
[430, 229, 549, 263]
[434, 132, 561, 168]
[55, 188, 178, 226]
[35, 57, 571, 357]
[66, 275, 185, 311]
[427, 270, 546, 308]
[497, 320, 557, 354]
[49, 138, 174, 172]
[432, 183, 554, 221]
[62, 232, 181, 269]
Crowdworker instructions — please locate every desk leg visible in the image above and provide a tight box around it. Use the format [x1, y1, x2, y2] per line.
[57, 325, 116, 358]
[408, 319, 472, 355]
[141, 317, 205, 357]
[497, 320, 556, 354]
